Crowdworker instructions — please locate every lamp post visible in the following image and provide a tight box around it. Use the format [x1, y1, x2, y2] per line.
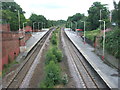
[23, 22, 27, 32]
[23, 22, 27, 49]
[71, 22, 72, 31]
[41, 22, 43, 30]
[18, 10, 20, 31]
[38, 22, 41, 31]
[74, 21, 77, 35]
[14, 9, 20, 31]
[99, 20, 106, 60]
[81, 21, 86, 44]
[42, 23, 44, 29]
[100, 9, 102, 30]
[69, 22, 71, 29]
[74, 21, 77, 30]
[110, 10, 113, 23]
[33, 22, 36, 32]
[43, 23, 45, 28]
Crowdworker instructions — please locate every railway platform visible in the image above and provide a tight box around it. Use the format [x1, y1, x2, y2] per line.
[16, 29, 49, 62]
[64, 29, 119, 88]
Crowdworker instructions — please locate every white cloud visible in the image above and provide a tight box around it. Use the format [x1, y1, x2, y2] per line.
[14, 0, 119, 20]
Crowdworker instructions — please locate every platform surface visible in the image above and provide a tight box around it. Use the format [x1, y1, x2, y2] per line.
[64, 29, 119, 88]
[16, 29, 49, 62]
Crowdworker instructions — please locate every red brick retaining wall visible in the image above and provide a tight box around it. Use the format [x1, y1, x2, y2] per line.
[0, 31, 31, 70]
[0, 24, 10, 32]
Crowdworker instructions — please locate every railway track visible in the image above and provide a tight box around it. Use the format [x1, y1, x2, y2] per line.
[5, 28, 53, 89]
[62, 28, 110, 89]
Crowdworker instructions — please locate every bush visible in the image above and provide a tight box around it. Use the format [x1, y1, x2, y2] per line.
[40, 29, 63, 88]
[45, 50, 57, 65]
[85, 29, 100, 41]
[44, 61, 61, 87]
[51, 46, 62, 62]
[55, 50, 62, 62]
[51, 34, 57, 45]
[104, 28, 120, 59]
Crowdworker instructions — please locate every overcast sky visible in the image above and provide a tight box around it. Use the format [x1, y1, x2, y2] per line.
[14, 0, 119, 20]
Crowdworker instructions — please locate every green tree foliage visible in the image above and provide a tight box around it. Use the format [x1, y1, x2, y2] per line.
[66, 13, 85, 30]
[105, 28, 120, 59]
[45, 49, 57, 65]
[2, 2, 25, 14]
[67, 13, 85, 22]
[29, 13, 47, 30]
[29, 13, 66, 29]
[55, 20, 66, 27]
[1, 2, 26, 31]
[51, 31, 57, 45]
[45, 46, 62, 64]
[87, 2, 109, 31]
[40, 61, 61, 88]
[51, 46, 62, 62]
[47, 20, 55, 27]
[112, 1, 120, 28]
[45, 61, 61, 86]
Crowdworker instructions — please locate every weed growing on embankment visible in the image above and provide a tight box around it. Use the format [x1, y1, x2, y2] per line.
[39, 28, 68, 88]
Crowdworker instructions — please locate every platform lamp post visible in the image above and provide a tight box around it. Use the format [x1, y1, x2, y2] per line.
[41, 22, 43, 30]
[74, 21, 77, 30]
[110, 10, 113, 23]
[81, 21, 86, 44]
[68, 22, 70, 30]
[38, 22, 41, 31]
[33, 22, 36, 32]
[43, 23, 45, 29]
[14, 9, 20, 31]
[69, 22, 71, 30]
[109, 9, 118, 23]
[40, 22, 43, 30]
[18, 10, 21, 31]
[71, 22, 72, 31]
[100, 9, 102, 30]
[42, 23, 44, 29]
[23, 22, 27, 50]
[42, 22, 44, 29]
[99, 20, 106, 60]
[73, 21, 77, 33]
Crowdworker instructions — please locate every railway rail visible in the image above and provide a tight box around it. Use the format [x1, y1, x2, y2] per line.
[5, 28, 53, 89]
[62, 28, 110, 89]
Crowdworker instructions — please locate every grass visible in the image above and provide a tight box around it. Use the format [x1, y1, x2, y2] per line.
[2, 60, 19, 77]
[85, 29, 100, 41]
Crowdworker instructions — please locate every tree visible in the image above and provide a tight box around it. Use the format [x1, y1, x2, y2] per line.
[2, 2, 25, 14]
[29, 13, 47, 30]
[67, 13, 84, 22]
[1, 2, 26, 31]
[87, 2, 109, 30]
[66, 13, 85, 30]
[112, 1, 120, 28]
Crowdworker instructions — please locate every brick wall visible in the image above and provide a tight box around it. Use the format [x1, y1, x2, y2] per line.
[0, 24, 10, 32]
[0, 31, 31, 70]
